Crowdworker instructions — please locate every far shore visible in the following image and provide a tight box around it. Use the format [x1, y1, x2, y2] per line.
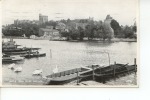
[2, 36, 137, 42]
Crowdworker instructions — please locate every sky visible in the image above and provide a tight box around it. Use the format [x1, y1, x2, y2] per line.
[2, 0, 138, 26]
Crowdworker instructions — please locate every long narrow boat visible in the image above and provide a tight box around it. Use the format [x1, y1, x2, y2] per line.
[3, 51, 31, 55]
[3, 47, 41, 53]
[22, 53, 46, 58]
[2, 39, 42, 56]
[92, 64, 137, 83]
[2, 54, 25, 64]
[44, 67, 93, 85]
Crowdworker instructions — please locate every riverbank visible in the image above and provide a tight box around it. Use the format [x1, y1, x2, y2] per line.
[3, 73, 137, 86]
[2, 36, 28, 39]
[67, 38, 137, 42]
[3, 36, 137, 42]
[111, 38, 137, 42]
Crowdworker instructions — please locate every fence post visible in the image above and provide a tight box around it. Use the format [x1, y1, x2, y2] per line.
[134, 58, 136, 66]
[77, 71, 79, 85]
[107, 52, 110, 66]
[113, 64, 116, 80]
[50, 49, 52, 58]
[134, 58, 137, 74]
[92, 65, 95, 81]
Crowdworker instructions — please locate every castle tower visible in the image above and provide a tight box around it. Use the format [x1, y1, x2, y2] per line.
[39, 14, 48, 24]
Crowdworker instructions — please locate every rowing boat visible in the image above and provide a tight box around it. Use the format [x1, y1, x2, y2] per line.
[21, 53, 46, 58]
[44, 67, 93, 85]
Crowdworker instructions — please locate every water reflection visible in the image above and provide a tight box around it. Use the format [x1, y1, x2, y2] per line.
[85, 41, 113, 47]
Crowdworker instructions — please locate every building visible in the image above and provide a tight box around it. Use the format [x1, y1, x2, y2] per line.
[14, 19, 39, 25]
[39, 28, 60, 40]
[39, 14, 48, 24]
[55, 22, 66, 31]
[46, 26, 53, 29]
[73, 17, 93, 23]
[70, 17, 94, 30]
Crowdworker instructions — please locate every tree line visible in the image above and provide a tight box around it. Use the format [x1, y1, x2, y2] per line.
[60, 19, 137, 41]
[2, 19, 137, 40]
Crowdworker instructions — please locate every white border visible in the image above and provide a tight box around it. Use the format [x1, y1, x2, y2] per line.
[2, 0, 150, 100]
[1, 0, 140, 88]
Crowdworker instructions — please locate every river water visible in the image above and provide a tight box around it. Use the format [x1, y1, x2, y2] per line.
[2, 39, 137, 85]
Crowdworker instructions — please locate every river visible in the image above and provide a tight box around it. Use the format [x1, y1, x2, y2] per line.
[2, 39, 137, 85]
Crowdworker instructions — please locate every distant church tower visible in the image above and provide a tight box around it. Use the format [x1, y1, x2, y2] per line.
[39, 14, 48, 24]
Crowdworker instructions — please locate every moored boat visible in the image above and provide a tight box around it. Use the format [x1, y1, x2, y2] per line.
[2, 54, 25, 64]
[14, 66, 22, 72]
[21, 52, 46, 58]
[2, 38, 18, 50]
[44, 62, 137, 85]
[2, 38, 41, 54]
[93, 63, 137, 83]
[44, 67, 93, 85]
[3, 47, 41, 54]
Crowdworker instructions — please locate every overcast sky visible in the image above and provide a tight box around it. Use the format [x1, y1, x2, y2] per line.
[2, 0, 138, 26]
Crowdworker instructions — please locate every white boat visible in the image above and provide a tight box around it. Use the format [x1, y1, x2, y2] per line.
[8, 63, 15, 69]
[52, 65, 58, 73]
[32, 69, 42, 75]
[14, 67, 22, 72]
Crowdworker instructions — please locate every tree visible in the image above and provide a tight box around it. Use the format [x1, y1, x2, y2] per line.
[42, 21, 57, 28]
[3, 27, 24, 36]
[122, 26, 134, 38]
[70, 28, 79, 40]
[132, 25, 137, 33]
[85, 25, 91, 40]
[102, 22, 114, 41]
[67, 18, 71, 23]
[110, 19, 121, 37]
[101, 26, 108, 41]
[60, 19, 67, 24]
[78, 26, 84, 40]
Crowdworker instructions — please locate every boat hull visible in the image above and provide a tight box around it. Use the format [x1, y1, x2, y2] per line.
[94, 64, 137, 83]
[2, 58, 24, 64]
[3, 47, 40, 52]
[23, 53, 46, 58]
[45, 67, 93, 85]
